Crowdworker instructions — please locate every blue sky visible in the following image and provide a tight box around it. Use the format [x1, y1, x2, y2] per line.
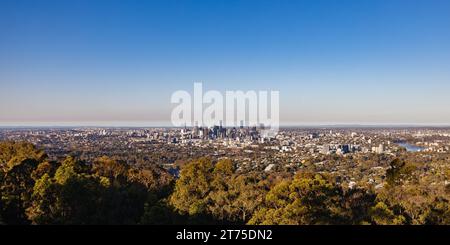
[1, 0, 450, 126]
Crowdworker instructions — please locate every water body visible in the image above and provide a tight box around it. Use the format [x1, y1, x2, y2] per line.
[397, 142, 425, 152]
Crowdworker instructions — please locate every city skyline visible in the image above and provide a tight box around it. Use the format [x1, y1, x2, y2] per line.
[2, 0, 450, 126]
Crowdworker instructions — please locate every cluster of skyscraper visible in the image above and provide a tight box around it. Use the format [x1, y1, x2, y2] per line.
[178, 121, 264, 142]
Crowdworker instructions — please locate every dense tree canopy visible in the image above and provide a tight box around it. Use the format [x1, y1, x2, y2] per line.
[0, 142, 173, 224]
[248, 173, 377, 225]
[0, 141, 448, 225]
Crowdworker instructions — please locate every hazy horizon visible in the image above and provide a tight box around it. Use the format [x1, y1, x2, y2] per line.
[2, 121, 450, 128]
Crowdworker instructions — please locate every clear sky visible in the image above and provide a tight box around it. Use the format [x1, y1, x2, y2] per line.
[1, 0, 450, 126]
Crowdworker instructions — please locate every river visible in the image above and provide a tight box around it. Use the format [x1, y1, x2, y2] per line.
[396, 142, 425, 152]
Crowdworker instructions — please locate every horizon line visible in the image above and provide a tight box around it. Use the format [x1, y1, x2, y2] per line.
[1, 122, 450, 129]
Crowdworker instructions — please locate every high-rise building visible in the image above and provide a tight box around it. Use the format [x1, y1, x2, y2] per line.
[342, 144, 350, 154]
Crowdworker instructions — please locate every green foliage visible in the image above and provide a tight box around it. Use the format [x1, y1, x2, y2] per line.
[169, 158, 266, 224]
[250, 173, 341, 224]
[170, 157, 214, 217]
[386, 158, 416, 187]
[140, 201, 173, 225]
[26, 170, 106, 224]
[208, 174, 266, 223]
[0, 142, 173, 224]
[93, 156, 128, 183]
[31, 161, 59, 181]
[424, 197, 450, 225]
[0, 158, 39, 224]
[0, 141, 449, 225]
[249, 173, 378, 225]
[369, 202, 407, 225]
[0, 141, 46, 169]
[0, 142, 48, 224]
[338, 188, 378, 224]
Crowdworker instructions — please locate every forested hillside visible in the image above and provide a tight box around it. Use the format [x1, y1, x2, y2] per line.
[0, 141, 448, 225]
